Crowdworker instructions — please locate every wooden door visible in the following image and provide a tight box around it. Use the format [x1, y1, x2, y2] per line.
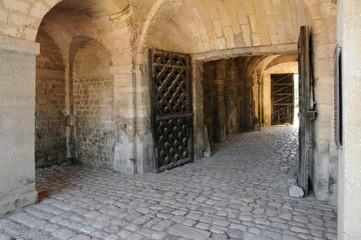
[298, 26, 316, 196]
[271, 74, 294, 125]
[149, 49, 193, 172]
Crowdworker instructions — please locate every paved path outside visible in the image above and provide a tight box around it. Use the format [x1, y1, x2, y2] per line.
[0, 127, 337, 240]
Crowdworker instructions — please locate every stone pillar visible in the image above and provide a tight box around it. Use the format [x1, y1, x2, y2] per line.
[0, 35, 39, 216]
[215, 61, 227, 143]
[337, 1, 361, 239]
[112, 66, 137, 174]
[134, 51, 154, 174]
[311, 3, 338, 203]
[192, 61, 205, 160]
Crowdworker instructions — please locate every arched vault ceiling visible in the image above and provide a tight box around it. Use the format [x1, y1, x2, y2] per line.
[141, 0, 313, 54]
[38, 0, 132, 54]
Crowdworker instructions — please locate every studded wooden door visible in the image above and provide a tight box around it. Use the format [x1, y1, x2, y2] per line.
[271, 74, 294, 125]
[298, 26, 316, 196]
[149, 49, 193, 172]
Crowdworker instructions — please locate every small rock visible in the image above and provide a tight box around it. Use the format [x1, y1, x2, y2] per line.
[203, 126, 211, 158]
[288, 179, 297, 185]
[289, 185, 304, 198]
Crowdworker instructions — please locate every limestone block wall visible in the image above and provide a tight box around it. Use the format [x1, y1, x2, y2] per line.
[0, 36, 39, 216]
[142, 0, 311, 53]
[35, 29, 66, 167]
[337, 1, 361, 239]
[72, 39, 115, 169]
[309, 2, 338, 205]
[203, 58, 249, 144]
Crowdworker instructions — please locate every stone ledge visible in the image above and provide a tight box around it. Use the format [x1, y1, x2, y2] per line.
[0, 35, 40, 56]
[0, 191, 38, 217]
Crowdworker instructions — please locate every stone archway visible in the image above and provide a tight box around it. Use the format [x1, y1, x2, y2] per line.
[71, 37, 115, 169]
[0, 0, 338, 216]
[35, 29, 66, 168]
[34, 0, 140, 174]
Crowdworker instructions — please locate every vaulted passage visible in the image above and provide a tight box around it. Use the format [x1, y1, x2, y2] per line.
[34, 0, 125, 170]
[3, 0, 353, 236]
[202, 55, 298, 148]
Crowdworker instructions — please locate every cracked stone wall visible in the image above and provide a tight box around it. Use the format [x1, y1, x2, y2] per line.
[35, 29, 66, 168]
[72, 39, 115, 169]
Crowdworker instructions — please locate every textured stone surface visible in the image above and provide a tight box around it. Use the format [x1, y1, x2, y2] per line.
[0, 127, 337, 239]
[72, 38, 115, 169]
[338, 1, 361, 239]
[289, 185, 305, 198]
[35, 29, 66, 168]
[203, 58, 253, 143]
[0, 36, 39, 217]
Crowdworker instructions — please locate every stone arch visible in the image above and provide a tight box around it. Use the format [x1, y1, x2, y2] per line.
[35, 28, 66, 167]
[258, 55, 299, 127]
[0, 0, 132, 41]
[33, 0, 138, 173]
[137, 0, 320, 55]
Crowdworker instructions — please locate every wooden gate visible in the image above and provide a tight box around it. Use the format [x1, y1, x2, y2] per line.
[149, 49, 193, 172]
[271, 74, 294, 125]
[298, 26, 316, 196]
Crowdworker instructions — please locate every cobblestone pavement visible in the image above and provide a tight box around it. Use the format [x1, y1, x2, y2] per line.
[0, 127, 337, 240]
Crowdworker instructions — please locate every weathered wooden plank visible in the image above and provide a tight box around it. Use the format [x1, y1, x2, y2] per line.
[298, 26, 314, 196]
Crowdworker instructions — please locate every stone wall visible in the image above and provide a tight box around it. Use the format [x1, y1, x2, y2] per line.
[0, 36, 38, 216]
[337, 1, 361, 239]
[310, 2, 338, 205]
[0, 0, 342, 216]
[35, 29, 66, 168]
[203, 58, 250, 144]
[72, 39, 115, 169]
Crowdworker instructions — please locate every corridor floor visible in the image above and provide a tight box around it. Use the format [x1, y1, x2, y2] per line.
[0, 127, 337, 240]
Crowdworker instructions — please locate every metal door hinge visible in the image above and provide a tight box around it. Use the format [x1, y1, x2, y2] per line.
[308, 111, 317, 120]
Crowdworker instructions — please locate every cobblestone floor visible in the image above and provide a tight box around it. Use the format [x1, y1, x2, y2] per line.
[0, 127, 337, 240]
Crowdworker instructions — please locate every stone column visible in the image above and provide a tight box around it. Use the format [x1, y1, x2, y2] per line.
[0, 35, 39, 216]
[112, 66, 137, 174]
[214, 61, 227, 143]
[337, 1, 361, 239]
[134, 51, 154, 174]
[192, 61, 205, 160]
[311, 3, 338, 203]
